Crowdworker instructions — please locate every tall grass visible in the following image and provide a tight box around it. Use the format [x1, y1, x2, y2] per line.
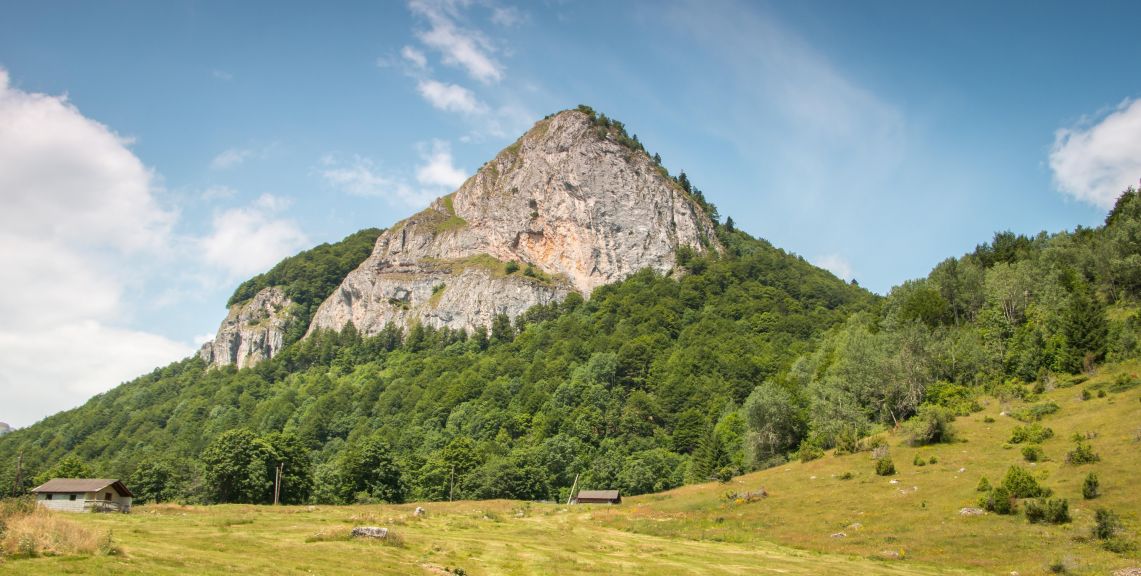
[0, 497, 119, 558]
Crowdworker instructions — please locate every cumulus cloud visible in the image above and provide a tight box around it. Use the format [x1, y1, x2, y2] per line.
[416, 140, 468, 188]
[1050, 98, 1141, 209]
[199, 194, 308, 279]
[813, 254, 854, 281]
[417, 78, 485, 114]
[409, 0, 504, 84]
[0, 67, 192, 427]
[321, 140, 467, 208]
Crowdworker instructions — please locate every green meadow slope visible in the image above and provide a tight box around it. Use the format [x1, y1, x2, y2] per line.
[4, 362, 1136, 575]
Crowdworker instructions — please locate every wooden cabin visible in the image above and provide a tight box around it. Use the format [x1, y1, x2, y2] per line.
[30, 479, 133, 513]
[572, 489, 621, 504]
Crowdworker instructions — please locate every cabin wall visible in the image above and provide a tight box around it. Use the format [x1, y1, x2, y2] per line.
[35, 493, 86, 513]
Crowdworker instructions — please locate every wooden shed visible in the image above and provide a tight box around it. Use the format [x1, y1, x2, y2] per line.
[572, 489, 621, 504]
[30, 479, 133, 513]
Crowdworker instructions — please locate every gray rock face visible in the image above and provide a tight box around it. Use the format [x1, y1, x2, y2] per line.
[198, 286, 292, 369]
[309, 109, 719, 337]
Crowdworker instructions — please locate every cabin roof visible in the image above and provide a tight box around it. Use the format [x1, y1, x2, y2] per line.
[31, 478, 134, 497]
[576, 489, 620, 500]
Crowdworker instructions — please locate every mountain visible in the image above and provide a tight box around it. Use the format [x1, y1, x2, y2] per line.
[200, 108, 718, 368]
[0, 106, 874, 503]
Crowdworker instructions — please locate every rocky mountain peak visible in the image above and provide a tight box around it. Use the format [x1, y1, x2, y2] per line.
[204, 108, 721, 366]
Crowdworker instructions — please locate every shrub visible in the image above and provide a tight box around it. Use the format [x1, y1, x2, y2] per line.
[980, 486, 1016, 515]
[913, 454, 926, 467]
[1108, 372, 1140, 392]
[983, 415, 996, 423]
[1097, 389, 1107, 398]
[1093, 508, 1122, 540]
[504, 260, 520, 274]
[905, 405, 956, 446]
[976, 477, 992, 492]
[838, 471, 853, 480]
[928, 455, 938, 464]
[1065, 441, 1100, 465]
[875, 457, 896, 476]
[798, 444, 824, 463]
[1010, 422, 1054, 444]
[1024, 498, 1071, 524]
[1001, 466, 1048, 498]
[1021, 445, 1045, 462]
[1102, 537, 1137, 554]
[1082, 473, 1100, 499]
[1012, 401, 1060, 422]
[1081, 389, 1092, 401]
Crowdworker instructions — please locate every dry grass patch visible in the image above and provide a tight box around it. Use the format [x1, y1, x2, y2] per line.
[0, 503, 119, 558]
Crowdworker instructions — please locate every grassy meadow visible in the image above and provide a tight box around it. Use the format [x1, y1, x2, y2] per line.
[1, 362, 1138, 575]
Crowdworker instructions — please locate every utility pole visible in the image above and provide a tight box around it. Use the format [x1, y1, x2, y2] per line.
[13, 452, 22, 496]
[273, 462, 284, 505]
[448, 464, 455, 502]
[566, 473, 580, 506]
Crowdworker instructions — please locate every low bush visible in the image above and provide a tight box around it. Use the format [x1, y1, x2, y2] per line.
[1093, 508, 1122, 540]
[928, 455, 938, 464]
[1021, 445, 1045, 462]
[1012, 401, 1060, 422]
[905, 405, 956, 446]
[1001, 466, 1048, 498]
[976, 477, 991, 492]
[980, 485, 1016, 515]
[1024, 498, 1071, 524]
[875, 457, 896, 476]
[1065, 441, 1100, 465]
[1108, 372, 1139, 393]
[1010, 422, 1054, 444]
[798, 443, 824, 463]
[913, 454, 926, 467]
[1082, 473, 1100, 499]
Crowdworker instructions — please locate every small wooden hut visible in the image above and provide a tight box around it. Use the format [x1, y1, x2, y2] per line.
[572, 489, 621, 504]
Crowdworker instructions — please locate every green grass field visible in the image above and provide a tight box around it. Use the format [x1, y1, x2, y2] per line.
[3, 363, 1138, 575]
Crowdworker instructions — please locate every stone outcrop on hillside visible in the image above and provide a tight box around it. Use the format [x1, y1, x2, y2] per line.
[198, 286, 292, 369]
[202, 109, 720, 367]
[308, 109, 719, 337]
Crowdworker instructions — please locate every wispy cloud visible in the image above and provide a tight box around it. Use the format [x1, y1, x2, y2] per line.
[1050, 98, 1141, 209]
[813, 254, 853, 281]
[409, 0, 504, 84]
[417, 79, 486, 114]
[401, 45, 428, 69]
[321, 140, 468, 208]
[211, 69, 234, 81]
[210, 147, 253, 170]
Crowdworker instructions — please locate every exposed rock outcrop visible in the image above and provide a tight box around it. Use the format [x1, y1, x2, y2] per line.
[308, 109, 719, 337]
[198, 286, 292, 369]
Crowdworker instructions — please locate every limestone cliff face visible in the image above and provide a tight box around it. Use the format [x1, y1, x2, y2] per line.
[198, 286, 292, 369]
[308, 109, 719, 337]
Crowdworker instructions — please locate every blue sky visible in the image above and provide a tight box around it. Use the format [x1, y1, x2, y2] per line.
[2, 0, 1139, 426]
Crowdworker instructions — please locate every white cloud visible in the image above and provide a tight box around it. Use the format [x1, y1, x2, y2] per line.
[0, 322, 192, 428]
[409, 0, 504, 84]
[211, 69, 234, 81]
[490, 6, 523, 27]
[416, 140, 467, 188]
[813, 254, 853, 281]
[401, 45, 428, 69]
[417, 78, 486, 114]
[322, 140, 468, 208]
[1050, 98, 1141, 209]
[199, 194, 308, 279]
[201, 184, 238, 200]
[210, 147, 253, 170]
[0, 67, 191, 427]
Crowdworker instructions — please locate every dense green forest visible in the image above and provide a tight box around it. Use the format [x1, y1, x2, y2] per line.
[2, 186, 1137, 507]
